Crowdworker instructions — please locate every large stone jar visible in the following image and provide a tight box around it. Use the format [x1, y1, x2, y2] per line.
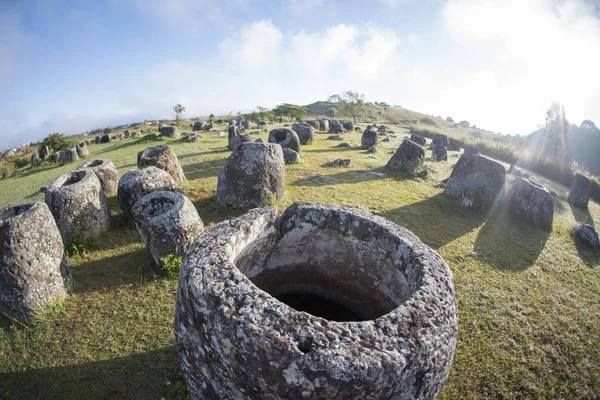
[132, 191, 204, 266]
[175, 202, 458, 400]
[45, 170, 111, 243]
[77, 158, 119, 195]
[217, 142, 285, 208]
[117, 167, 180, 219]
[0, 202, 71, 320]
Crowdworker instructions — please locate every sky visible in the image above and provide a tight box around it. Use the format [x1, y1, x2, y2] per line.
[1, 0, 599, 149]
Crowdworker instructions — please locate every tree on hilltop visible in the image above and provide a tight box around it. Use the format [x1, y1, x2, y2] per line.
[328, 91, 365, 123]
[172, 104, 186, 126]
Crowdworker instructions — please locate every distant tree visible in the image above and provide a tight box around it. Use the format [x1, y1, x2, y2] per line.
[580, 119, 598, 131]
[420, 117, 436, 126]
[327, 108, 336, 118]
[446, 116, 454, 122]
[41, 133, 78, 152]
[458, 120, 470, 128]
[209, 113, 215, 120]
[272, 104, 307, 122]
[172, 104, 186, 126]
[104, 127, 113, 134]
[545, 102, 569, 162]
[256, 106, 274, 122]
[236, 111, 242, 116]
[329, 90, 365, 123]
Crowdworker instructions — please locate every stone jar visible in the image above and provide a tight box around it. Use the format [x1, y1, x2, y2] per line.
[444, 153, 506, 210]
[45, 170, 111, 244]
[217, 142, 285, 208]
[132, 191, 204, 266]
[117, 166, 180, 219]
[268, 128, 301, 153]
[291, 123, 315, 145]
[175, 202, 458, 400]
[386, 139, 425, 173]
[137, 145, 186, 184]
[567, 173, 590, 208]
[507, 178, 554, 229]
[0, 202, 71, 321]
[77, 158, 119, 195]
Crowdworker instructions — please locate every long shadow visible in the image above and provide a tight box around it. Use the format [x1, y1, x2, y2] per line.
[11, 163, 63, 179]
[474, 201, 550, 271]
[569, 203, 594, 226]
[178, 148, 230, 160]
[573, 234, 600, 267]
[0, 346, 187, 400]
[96, 140, 139, 154]
[303, 146, 359, 153]
[71, 247, 157, 294]
[182, 158, 227, 181]
[381, 193, 487, 249]
[292, 167, 408, 187]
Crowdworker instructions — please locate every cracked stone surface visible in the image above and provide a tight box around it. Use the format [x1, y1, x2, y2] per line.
[507, 178, 554, 229]
[175, 202, 458, 400]
[138, 145, 186, 184]
[77, 158, 119, 195]
[45, 170, 110, 243]
[0, 202, 71, 321]
[217, 142, 285, 208]
[132, 191, 204, 266]
[444, 154, 506, 210]
[118, 166, 180, 219]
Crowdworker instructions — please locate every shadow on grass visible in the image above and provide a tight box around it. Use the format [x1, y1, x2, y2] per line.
[292, 167, 404, 187]
[96, 140, 139, 154]
[189, 193, 249, 226]
[0, 346, 187, 400]
[182, 158, 227, 181]
[71, 247, 157, 294]
[381, 193, 487, 249]
[11, 163, 63, 179]
[573, 237, 600, 267]
[474, 201, 550, 271]
[302, 146, 359, 153]
[569, 203, 594, 226]
[178, 148, 230, 160]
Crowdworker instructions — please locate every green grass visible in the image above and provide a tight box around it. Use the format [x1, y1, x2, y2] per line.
[1, 124, 599, 399]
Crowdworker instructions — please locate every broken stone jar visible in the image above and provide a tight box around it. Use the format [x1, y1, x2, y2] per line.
[175, 202, 458, 400]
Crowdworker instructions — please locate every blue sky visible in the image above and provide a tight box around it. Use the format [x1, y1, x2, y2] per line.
[1, 0, 599, 149]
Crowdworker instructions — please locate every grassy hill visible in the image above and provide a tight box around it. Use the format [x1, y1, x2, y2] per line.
[0, 121, 599, 399]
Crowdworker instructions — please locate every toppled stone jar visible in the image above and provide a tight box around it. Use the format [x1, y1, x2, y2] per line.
[45, 170, 111, 244]
[175, 202, 458, 400]
[132, 191, 204, 266]
[0, 202, 71, 320]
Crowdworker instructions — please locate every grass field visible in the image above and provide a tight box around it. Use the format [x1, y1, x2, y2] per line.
[0, 123, 599, 399]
